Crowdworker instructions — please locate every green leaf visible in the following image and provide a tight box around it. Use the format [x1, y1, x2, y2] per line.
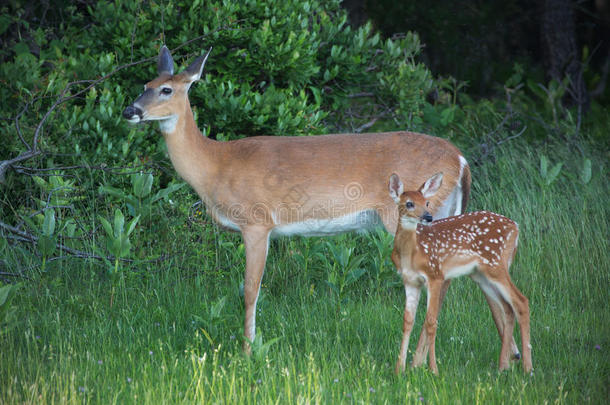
[133, 173, 153, 198]
[210, 296, 227, 319]
[42, 209, 56, 236]
[119, 236, 131, 258]
[125, 215, 140, 236]
[152, 182, 185, 202]
[0, 15, 11, 36]
[325, 280, 340, 295]
[581, 158, 592, 184]
[14, 42, 30, 56]
[345, 267, 366, 286]
[65, 220, 76, 237]
[106, 237, 117, 257]
[440, 106, 455, 126]
[113, 209, 125, 237]
[37, 235, 57, 257]
[98, 216, 114, 237]
[540, 155, 548, 179]
[0, 284, 15, 307]
[142, 174, 153, 197]
[546, 162, 563, 186]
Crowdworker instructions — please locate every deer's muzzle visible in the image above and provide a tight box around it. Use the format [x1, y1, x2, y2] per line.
[123, 105, 143, 122]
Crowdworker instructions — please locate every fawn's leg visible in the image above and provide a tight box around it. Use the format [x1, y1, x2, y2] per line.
[396, 284, 421, 374]
[489, 275, 532, 373]
[482, 290, 521, 360]
[506, 280, 532, 372]
[412, 280, 443, 374]
[498, 296, 516, 371]
[412, 279, 450, 366]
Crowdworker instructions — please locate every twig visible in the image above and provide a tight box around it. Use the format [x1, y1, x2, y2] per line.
[497, 125, 527, 145]
[0, 271, 32, 280]
[347, 92, 375, 98]
[354, 118, 378, 133]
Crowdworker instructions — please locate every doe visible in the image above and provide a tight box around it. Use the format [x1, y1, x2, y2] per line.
[389, 172, 532, 374]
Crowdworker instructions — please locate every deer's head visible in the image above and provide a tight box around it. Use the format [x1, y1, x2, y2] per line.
[122, 46, 211, 132]
[389, 172, 444, 226]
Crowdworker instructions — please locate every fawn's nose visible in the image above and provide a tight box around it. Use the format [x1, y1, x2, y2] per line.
[423, 212, 433, 223]
[122, 105, 143, 120]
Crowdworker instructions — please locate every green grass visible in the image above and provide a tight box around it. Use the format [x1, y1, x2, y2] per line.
[1, 139, 608, 404]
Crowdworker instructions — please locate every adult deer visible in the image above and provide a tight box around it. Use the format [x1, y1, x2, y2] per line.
[122, 45, 513, 356]
[389, 172, 532, 374]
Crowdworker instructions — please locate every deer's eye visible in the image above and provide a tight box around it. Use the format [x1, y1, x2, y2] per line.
[406, 201, 414, 209]
[160, 87, 173, 95]
[426, 201, 430, 207]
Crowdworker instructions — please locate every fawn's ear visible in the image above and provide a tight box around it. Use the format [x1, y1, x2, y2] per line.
[389, 173, 404, 204]
[420, 172, 443, 198]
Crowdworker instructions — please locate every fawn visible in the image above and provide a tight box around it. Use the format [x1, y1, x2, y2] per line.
[389, 172, 532, 374]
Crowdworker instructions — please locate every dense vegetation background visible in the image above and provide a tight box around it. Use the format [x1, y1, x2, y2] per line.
[0, 0, 608, 403]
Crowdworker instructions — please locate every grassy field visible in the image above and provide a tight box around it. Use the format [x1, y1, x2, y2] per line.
[1, 139, 608, 404]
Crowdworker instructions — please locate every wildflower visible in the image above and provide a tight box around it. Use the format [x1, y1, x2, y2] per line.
[369, 387, 375, 393]
[333, 378, 339, 383]
[79, 386, 86, 393]
[127, 377, 132, 383]
[149, 351, 153, 355]
[595, 345, 601, 350]
[97, 360, 103, 365]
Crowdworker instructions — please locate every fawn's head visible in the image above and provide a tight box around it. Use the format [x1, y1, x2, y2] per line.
[122, 46, 212, 130]
[389, 173, 444, 227]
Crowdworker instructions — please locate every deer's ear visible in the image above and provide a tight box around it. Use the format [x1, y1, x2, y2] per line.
[389, 173, 404, 204]
[158, 45, 174, 75]
[182, 47, 212, 84]
[420, 172, 443, 198]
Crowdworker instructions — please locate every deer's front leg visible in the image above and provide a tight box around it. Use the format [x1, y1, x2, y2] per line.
[412, 279, 449, 368]
[241, 226, 271, 355]
[395, 284, 421, 374]
[412, 280, 443, 374]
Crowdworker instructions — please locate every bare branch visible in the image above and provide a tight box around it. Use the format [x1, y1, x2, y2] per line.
[0, 220, 170, 266]
[354, 118, 378, 133]
[0, 271, 32, 281]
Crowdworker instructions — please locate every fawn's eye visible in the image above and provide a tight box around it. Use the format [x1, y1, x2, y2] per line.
[426, 201, 430, 207]
[406, 201, 414, 209]
[160, 87, 173, 95]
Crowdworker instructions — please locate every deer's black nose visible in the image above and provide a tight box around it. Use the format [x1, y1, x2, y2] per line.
[423, 212, 433, 223]
[122, 105, 142, 120]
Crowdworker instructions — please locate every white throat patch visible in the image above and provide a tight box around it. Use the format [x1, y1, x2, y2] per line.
[400, 216, 419, 230]
[158, 115, 178, 133]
